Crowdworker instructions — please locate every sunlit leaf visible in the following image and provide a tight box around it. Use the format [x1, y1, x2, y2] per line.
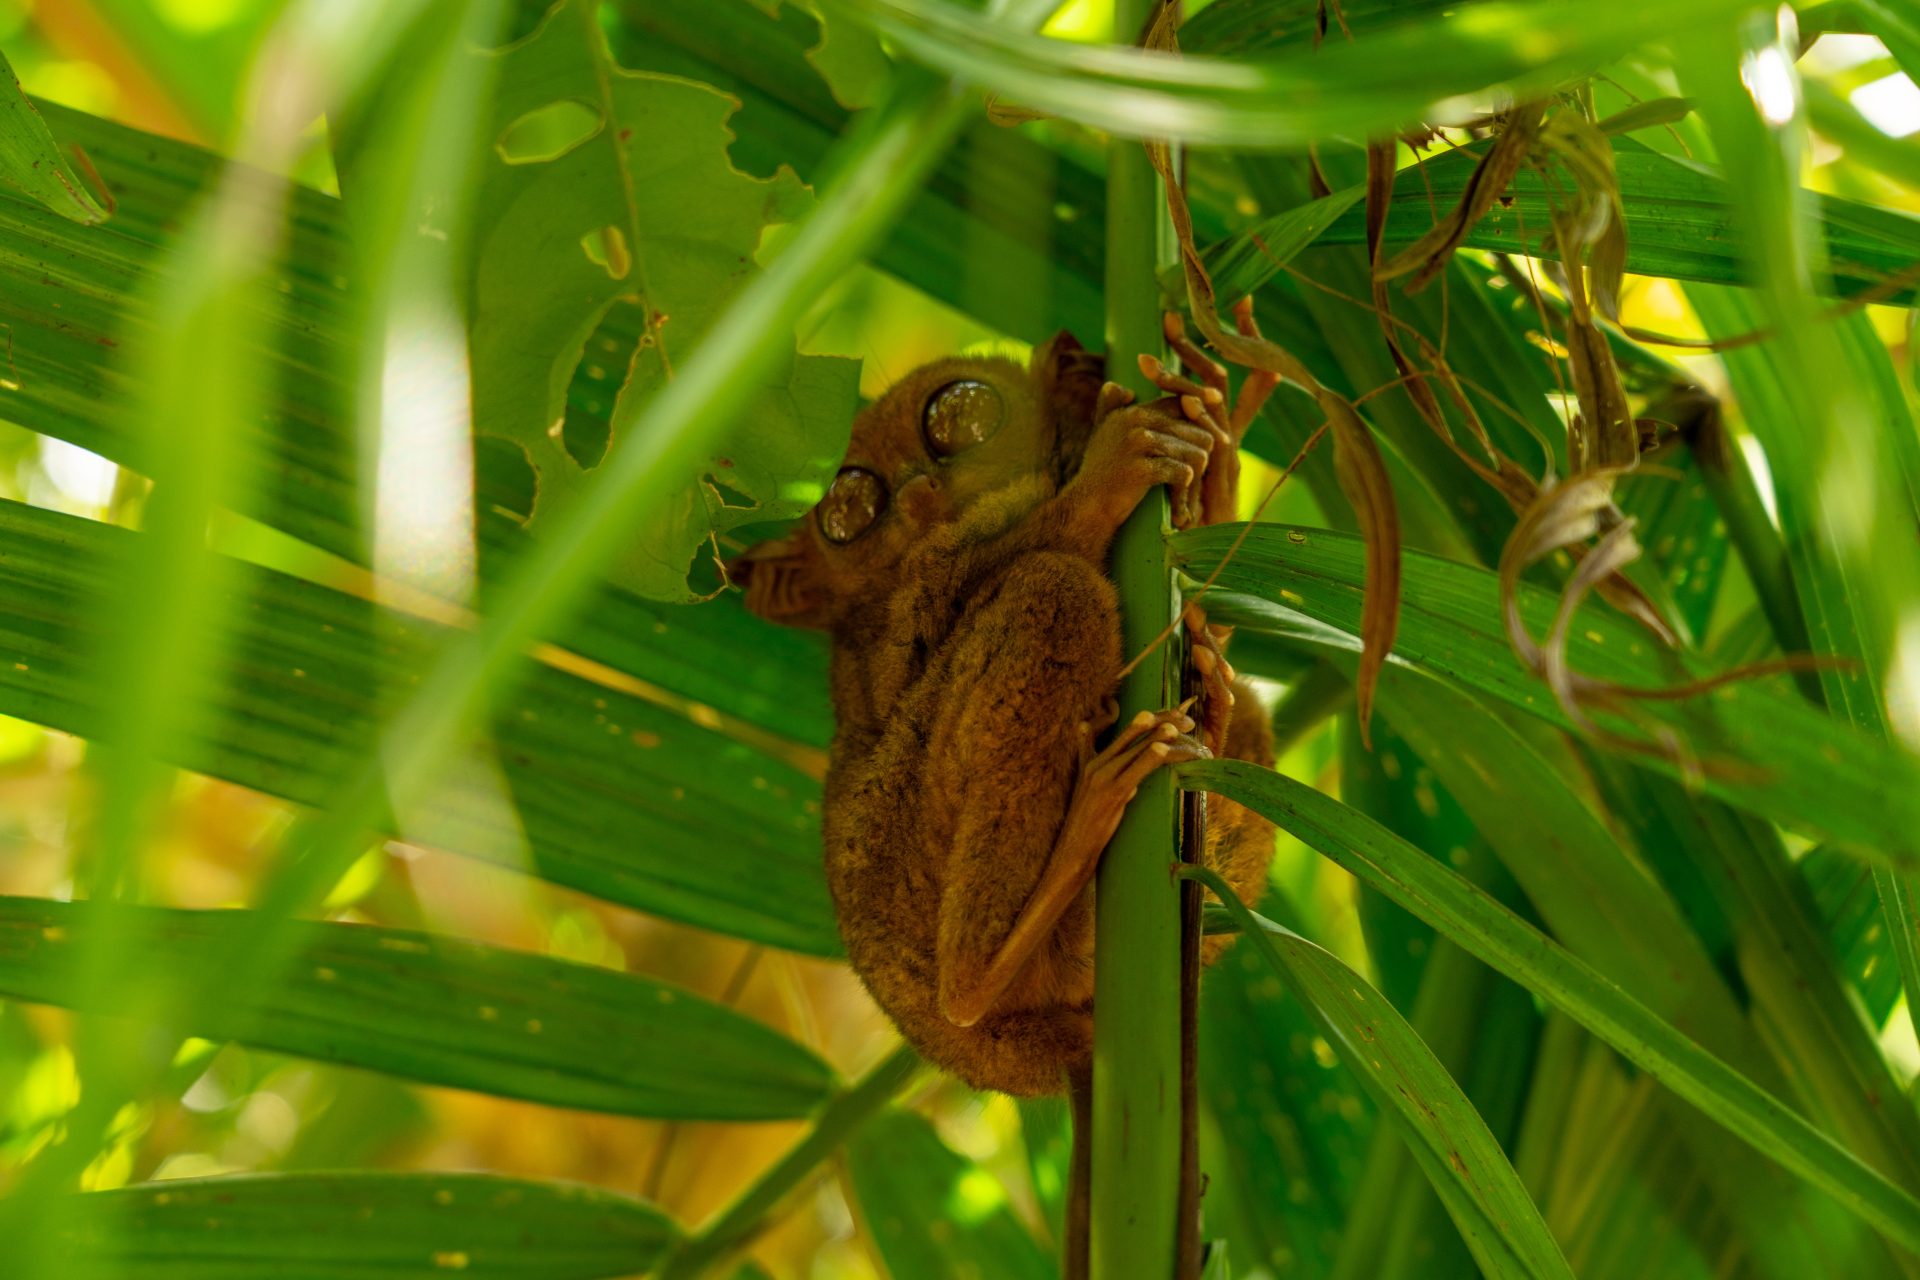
[438, 0, 860, 600]
[56, 1173, 676, 1279]
[845, 1109, 1053, 1280]
[0, 497, 839, 955]
[0, 897, 836, 1120]
[0, 48, 108, 224]
[1179, 523, 1920, 863]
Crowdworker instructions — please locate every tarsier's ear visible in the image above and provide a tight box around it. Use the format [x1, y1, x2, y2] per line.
[1033, 330, 1106, 473]
[730, 531, 834, 630]
[1033, 330, 1106, 418]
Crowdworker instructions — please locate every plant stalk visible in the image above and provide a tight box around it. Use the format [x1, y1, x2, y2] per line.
[1089, 0, 1188, 1272]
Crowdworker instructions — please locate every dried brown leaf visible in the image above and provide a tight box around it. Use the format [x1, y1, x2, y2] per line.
[1374, 101, 1548, 293]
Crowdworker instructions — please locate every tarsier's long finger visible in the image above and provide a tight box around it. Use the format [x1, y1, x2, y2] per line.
[1185, 606, 1236, 757]
[1139, 354, 1226, 415]
[1095, 380, 1137, 421]
[1100, 722, 1207, 794]
[1128, 421, 1206, 529]
[1098, 707, 1196, 768]
[1162, 310, 1229, 395]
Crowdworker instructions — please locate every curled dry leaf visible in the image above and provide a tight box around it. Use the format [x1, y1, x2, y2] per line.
[1374, 100, 1548, 293]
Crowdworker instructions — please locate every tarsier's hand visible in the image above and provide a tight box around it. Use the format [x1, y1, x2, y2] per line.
[1068, 380, 1218, 533]
[1142, 298, 1281, 528]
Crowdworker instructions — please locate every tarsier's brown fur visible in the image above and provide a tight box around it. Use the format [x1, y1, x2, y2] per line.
[738, 318, 1276, 1097]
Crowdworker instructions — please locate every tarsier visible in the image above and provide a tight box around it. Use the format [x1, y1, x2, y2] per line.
[737, 303, 1280, 1098]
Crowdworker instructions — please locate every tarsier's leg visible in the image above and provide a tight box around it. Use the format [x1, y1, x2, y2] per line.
[942, 701, 1209, 1028]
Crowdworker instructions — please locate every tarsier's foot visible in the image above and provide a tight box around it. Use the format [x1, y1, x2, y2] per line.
[1063, 705, 1211, 874]
[1184, 604, 1237, 759]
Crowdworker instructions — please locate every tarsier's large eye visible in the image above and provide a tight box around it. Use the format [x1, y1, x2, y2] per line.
[818, 467, 887, 544]
[922, 380, 1004, 456]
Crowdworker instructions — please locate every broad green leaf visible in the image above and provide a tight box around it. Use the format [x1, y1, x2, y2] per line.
[845, 1109, 1054, 1280]
[459, 0, 857, 601]
[0, 897, 835, 1120]
[829, 0, 1757, 146]
[747, 0, 890, 107]
[1209, 139, 1920, 305]
[1181, 0, 1458, 55]
[1197, 181, 1364, 301]
[56, 1173, 675, 1279]
[1371, 668, 1909, 1272]
[1336, 720, 1538, 1280]
[1189, 865, 1571, 1280]
[1176, 522, 1920, 863]
[1200, 893, 1373, 1279]
[1185, 760, 1920, 1258]
[0, 48, 108, 223]
[0, 497, 840, 955]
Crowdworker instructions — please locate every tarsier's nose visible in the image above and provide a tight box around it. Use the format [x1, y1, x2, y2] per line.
[896, 472, 947, 524]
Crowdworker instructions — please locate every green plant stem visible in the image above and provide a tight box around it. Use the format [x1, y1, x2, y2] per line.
[655, 1045, 923, 1280]
[1090, 0, 1185, 1272]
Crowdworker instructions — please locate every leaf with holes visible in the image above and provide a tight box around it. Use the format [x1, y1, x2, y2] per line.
[744, 0, 890, 109]
[465, 0, 857, 600]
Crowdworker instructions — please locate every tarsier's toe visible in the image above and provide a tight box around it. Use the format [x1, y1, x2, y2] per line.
[1184, 606, 1237, 758]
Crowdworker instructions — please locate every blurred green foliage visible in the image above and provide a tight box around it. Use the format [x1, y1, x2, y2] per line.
[0, 1, 1911, 1278]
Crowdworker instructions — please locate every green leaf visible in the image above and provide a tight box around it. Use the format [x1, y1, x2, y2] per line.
[0, 496, 840, 955]
[845, 1109, 1054, 1280]
[57, 1173, 675, 1279]
[1369, 668, 1909, 1272]
[1188, 865, 1571, 1280]
[1335, 718, 1539, 1280]
[0, 897, 835, 1120]
[1175, 523, 1920, 863]
[1199, 901, 1373, 1279]
[1804, 845, 1905, 1026]
[1208, 139, 1920, 305]
[0, 48, 107, 224]
[453, 0, 856, 601]
[828, 0, 1760, 146]
[1184, 759, 1920, 1257]
[1196, 181, 1365, 302]
[0, 97, 837, 748]
[746, 0, 891, 108]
